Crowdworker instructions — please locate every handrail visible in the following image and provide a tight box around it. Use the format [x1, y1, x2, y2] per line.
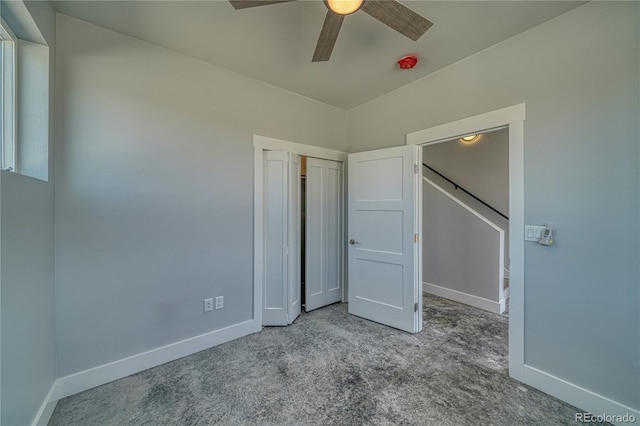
[423, 177, 504, 233]
[422, 163, 509, 220]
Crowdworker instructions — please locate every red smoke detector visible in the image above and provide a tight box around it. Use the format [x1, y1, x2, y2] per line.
[398, 55, 418, 69]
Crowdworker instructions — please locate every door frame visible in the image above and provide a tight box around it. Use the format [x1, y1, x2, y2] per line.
[253, 135, 348, 326]
[406, 103, 526, 381]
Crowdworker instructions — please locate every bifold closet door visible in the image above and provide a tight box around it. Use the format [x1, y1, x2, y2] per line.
[305, 158, 343, 312]
[263, 151, 301, 326]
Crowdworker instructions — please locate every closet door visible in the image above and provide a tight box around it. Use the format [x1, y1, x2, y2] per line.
[263, 151, 301, 326]
[324, 160, 343, 306]
[305, 158, 324, 311]
[287, 154, 302, 323]
[305, 158, 343, 311]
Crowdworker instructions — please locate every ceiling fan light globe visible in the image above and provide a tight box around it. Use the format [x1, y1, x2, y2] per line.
[325, 0, 364, 15]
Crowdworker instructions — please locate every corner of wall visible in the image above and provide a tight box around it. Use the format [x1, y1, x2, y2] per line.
[0, 1, 57, 425]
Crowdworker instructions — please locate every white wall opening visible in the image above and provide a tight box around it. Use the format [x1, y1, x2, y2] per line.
[421, 126, 509, 314]
[406, 103, 526, 381]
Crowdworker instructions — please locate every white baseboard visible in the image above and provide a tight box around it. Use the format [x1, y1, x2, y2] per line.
[522, 365, 639, 425]
[31, 313, 638, 426]
[31, 382, 59, 426]
[52, 319, 261, 401]
[424, 282, 505, 314]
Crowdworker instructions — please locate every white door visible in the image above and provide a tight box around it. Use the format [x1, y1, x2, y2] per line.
[263, 151, 301, 326]
[305, 158, 343, 311]
[288, 153, 302, 323]
[348, 145, 422, 333]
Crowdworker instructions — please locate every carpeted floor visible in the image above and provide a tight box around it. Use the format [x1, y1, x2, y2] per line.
[48, 294, 607, 425]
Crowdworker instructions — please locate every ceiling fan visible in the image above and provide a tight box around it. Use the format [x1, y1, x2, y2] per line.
[228, 0, 433, 62]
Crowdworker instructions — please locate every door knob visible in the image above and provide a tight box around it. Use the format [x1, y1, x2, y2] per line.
[349, 239, 359, 245]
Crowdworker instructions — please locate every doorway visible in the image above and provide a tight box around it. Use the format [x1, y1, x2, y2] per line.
[406, 103, 525, 381]
[253, 102, 525, 374]
[253, 136, 348, 327]
[422, 127, 509, 314]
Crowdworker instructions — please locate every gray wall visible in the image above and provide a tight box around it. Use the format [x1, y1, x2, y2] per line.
[55, 15, 348, 377]
[423, 180, 502, 301]
[0, 1, 56, 425]
[422, 128, 510, 273]
[349, 1, 639, 411]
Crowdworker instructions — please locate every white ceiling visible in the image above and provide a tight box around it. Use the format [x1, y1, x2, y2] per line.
[53, 0, 586, 109]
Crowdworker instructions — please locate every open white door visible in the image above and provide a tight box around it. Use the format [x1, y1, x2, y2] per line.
[263, 151, 301, 326]
[305, 158, 343, 311]
[348, 145, 422, 333]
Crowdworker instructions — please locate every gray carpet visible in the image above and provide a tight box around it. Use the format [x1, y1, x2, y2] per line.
[48, 294, 607, 425]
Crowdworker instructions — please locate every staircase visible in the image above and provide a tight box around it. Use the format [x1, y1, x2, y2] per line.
[422, 164, 509, 315]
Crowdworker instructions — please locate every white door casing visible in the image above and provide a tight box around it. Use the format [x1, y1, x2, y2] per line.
[348, 145, 422, 333]
[406, 104, 525, 378]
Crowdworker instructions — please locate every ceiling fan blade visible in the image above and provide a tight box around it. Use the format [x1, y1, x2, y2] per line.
[361, 0, 433, 41]
[312, 11, 344, 62]
[229, 0, 294, 10]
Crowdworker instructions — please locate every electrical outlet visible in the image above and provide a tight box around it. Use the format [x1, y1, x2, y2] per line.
[215, 296, 224, 310]
[204, 298, 214, 312]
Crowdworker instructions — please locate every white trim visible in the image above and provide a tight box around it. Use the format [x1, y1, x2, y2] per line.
[341, 159, 347, 303]
[423, 177, 504, 233]
[254, 145, 264, 325]
[507, 119, 525, 380]
[406, 104, 525, 146]
[31, 382, 59, 426]
[52, 319, 260, 401]
[406, 103, 525, 379]
[1, 17, 17, 172]
[253, 135, 347, 162]
[414, 145, 423, 332]
[497, 221, 505, 312]
[424, 282, 505, 315]
[254, 135, 348, 327]
[522, 366, 640, 423]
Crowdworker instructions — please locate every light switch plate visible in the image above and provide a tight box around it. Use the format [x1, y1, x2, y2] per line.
[525, 225, 545, 242]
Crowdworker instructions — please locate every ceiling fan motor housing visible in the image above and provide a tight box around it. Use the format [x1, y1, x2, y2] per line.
[230, 0, 433, 62]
